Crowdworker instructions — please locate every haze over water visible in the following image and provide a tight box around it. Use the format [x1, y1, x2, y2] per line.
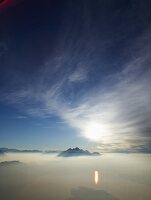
[0, 153, 151, 200]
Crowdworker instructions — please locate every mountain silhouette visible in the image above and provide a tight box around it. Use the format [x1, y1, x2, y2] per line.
[58, 147, 100, 157]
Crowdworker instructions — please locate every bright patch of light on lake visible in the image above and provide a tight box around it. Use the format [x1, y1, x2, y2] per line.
[94, 170, 99, 184]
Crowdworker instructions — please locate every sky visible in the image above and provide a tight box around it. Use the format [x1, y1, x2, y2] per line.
[0, 0, 151, 152]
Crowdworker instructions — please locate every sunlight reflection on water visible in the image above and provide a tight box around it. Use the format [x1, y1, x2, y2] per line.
[94, 170, 99, 184]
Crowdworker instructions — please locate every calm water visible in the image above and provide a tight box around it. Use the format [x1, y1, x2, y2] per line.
[0, 153, 151, 200]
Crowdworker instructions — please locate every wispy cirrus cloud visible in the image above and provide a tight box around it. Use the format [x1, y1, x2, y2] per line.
[1, 25, 151, 152]
[15, 115, 28, 119]
[69, 67, 88, 83]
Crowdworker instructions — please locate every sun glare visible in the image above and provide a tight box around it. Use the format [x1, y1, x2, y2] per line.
[83, 121, 110, 141]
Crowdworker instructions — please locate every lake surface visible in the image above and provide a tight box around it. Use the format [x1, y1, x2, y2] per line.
[0, 153, 151, 200]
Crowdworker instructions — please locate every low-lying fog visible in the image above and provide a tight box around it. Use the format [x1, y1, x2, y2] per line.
[0, 153, 151, 200]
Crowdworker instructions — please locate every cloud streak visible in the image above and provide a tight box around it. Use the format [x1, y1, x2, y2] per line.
[1, 1, 151, 152]
[2, 30, 151, 153]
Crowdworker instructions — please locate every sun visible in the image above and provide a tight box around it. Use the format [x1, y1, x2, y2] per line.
[83, 121, 110, 141]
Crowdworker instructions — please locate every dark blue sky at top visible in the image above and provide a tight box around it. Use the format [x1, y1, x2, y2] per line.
[0, 0, 151, 151]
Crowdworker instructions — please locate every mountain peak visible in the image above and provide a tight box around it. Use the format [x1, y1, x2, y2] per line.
[58, 147, 100, 157]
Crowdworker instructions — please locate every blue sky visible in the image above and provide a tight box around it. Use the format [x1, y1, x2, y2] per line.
[0, 0, 151, 152]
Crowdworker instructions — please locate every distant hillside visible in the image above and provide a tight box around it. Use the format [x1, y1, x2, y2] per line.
[44, 150, 61, 154]
[0, 150, 4, 154]
[0, 148, 60, 154]
[58, 147, 100, 157]
[0, 148, 42, 153]
[0, 161, 22, 167]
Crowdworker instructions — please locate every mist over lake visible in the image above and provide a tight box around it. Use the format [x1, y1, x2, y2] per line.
[0, 153, 151, 200]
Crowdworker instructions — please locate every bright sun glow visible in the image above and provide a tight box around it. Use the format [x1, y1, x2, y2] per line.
[83, 121, 110, 141]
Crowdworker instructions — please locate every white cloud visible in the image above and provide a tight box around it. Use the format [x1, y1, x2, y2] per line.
[69, 67, 88, 82]
[2, 30, 151, 152]
[15, 115, 27, 119]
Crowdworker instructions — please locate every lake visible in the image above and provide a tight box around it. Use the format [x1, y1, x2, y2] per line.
[0, 153, 151, 200]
